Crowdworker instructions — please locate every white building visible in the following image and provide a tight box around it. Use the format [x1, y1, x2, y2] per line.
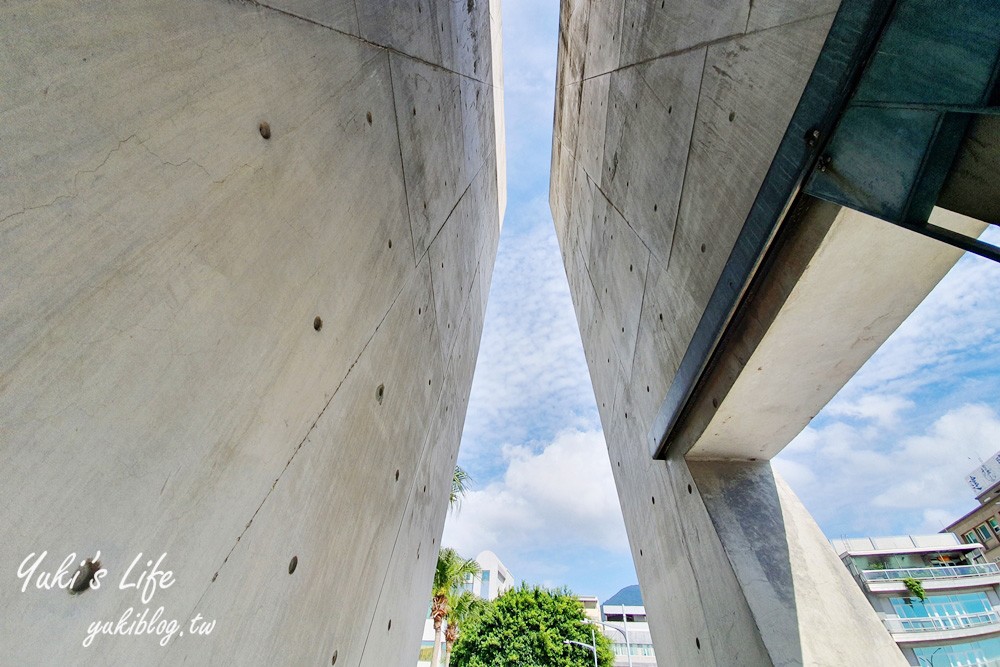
[599, 585, 658, 666]
[417, 550, 513, 665]
[833, 534, 1000, 666]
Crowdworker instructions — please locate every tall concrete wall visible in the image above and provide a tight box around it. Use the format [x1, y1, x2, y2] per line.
[1, 1, 504, 663]
[551, 1, 980, 664]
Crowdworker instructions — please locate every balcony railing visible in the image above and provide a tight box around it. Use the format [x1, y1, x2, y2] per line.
[884, 610, 1000, 634]
[861, 563, 1000, 582]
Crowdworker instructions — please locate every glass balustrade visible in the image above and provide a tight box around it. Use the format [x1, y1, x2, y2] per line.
[861, 563, 1000, 582]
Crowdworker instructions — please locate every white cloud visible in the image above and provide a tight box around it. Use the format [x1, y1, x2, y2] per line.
[443, 429, 629, 557]
[871, 404, 1000, 510]
[779, 403, 1000, 536]
[825, 394, 914, 427]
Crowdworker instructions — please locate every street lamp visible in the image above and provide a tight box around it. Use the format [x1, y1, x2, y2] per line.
[563, 625, 599, 667]
[584, 619, 632, 667]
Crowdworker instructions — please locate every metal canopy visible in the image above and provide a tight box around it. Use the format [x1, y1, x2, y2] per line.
[649, 0, 1000, 460]
[803, 0, 1000, 262]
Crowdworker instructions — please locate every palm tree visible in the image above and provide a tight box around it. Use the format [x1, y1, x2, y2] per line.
[430, 549, 479, 667]
[444, 589, 483, 667]
[450, 466, 471, 511]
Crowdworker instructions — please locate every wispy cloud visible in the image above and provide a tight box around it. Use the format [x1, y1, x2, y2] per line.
[459, 197, 601, 476]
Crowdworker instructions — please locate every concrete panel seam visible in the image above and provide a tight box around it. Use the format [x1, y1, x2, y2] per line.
[588, 160, 654, 263]
[420, 151, 494, 266]
[678, 462, 772, 665]
[558, 10, 837, 89]
[387, 52, 420, 268]
[666, 47, 709, 271]
[183, 267, 416, 618]
[358, 358, 449, 663]
[249, 0, 497, 86]
[627, 250, 654, 381]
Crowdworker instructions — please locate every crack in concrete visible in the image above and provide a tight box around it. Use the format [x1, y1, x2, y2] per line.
[1, 132, 261, 229]
[1, 134, 137, 226]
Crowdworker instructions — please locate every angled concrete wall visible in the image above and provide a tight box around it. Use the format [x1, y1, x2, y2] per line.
[551, 1, 980, 664]
[0, 1, 503, 663]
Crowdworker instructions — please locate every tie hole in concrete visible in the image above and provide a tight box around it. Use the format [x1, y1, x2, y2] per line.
[313, 316, 323, 331]
[259, 121, 271, 139]
[376, 384, 385, 404]
[288, 556, 298, 574]
[69, 558, 101, 595]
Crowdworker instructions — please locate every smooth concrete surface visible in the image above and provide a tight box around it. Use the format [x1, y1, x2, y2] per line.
[688, 206, 986, 460]
[550, 0, 957, 664]
[1, 0, 503, 664]
[691, 460, 907, 666]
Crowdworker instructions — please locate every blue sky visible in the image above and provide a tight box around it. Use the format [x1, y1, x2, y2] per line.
[443, 0, 1000, 605]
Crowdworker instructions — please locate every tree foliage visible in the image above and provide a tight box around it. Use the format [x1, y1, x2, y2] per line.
[445, 590, 487, 666]
[431, 549, 481, 667]
[451, 466, 472, 511]
[450, 584, 614, 667]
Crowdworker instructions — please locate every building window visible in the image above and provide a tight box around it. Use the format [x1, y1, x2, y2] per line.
[890, 592, 997, 632]
[479, 570, 490, 599]
[965, 530, 979, 545]
[977, 524, 993, 543]
[990, 518, 1000, 535]
[913, 636, 1000, 666]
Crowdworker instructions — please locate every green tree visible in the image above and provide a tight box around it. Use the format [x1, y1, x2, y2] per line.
[450, 584, 614, 667]
[445, 590, 487, 667]
[451, 466, 471, 511]
[431, 549, 481, 667]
